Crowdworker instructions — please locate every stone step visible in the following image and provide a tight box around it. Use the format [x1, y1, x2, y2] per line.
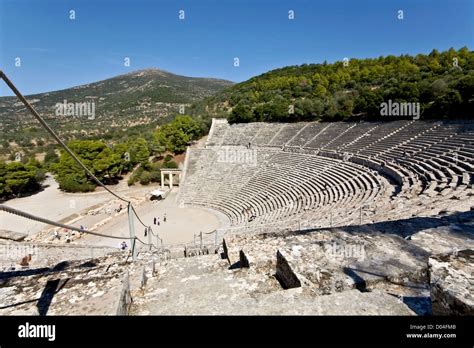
[130, 252, 417, 315]
[429, 249, 474, 315]
[0, 252, 136, 315]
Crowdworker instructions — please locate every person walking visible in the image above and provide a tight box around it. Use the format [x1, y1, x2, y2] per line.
[153, 217, 157, 225]
[163, 213, 167, 222]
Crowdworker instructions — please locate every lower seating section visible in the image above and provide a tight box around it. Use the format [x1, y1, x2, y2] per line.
[190, 118, 474, 230]
[179, 147, 384, 227]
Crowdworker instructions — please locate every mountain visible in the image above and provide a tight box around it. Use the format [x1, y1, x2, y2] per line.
[0, 69, 233, 152]
[189, 47, 473, 123]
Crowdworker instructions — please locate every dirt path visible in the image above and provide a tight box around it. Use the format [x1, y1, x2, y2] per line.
[0, 174, 160, 236]
[77, 190, 222, 248]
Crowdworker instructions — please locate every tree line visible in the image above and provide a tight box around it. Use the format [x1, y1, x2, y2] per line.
[190, 47, 473, 123]
[0, 115, 203, 197]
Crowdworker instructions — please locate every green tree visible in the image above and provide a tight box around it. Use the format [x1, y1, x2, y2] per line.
[129, 138, 150, 165]
[153, 115, 203, 153]
[229, 102, 254, 123]
[0, 161, 42, 197]
[190, 48, 474, 122]
[53, 139, 135, 192]
[44, 148, 60, 167]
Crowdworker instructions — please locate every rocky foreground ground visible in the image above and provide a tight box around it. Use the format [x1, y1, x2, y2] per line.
[0, 210, 472, 315]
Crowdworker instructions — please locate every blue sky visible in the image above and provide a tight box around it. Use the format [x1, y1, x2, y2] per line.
[0, 0, 473, 96]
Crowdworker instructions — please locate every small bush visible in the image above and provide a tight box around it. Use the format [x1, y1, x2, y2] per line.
[139, 171, 152, 185]
[127, 176, 137, 186]
[149, 170, 161, 183]
[58, 175, 95, 192]
[162, 160, 178, 169]
[34, 169, 46, 182]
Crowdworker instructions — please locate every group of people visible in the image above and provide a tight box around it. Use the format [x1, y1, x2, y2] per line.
[116, 213, 166, 251]
[153, 213, 167, 226]
[141, 213, 168, 238]
[52, 228, 73, 243]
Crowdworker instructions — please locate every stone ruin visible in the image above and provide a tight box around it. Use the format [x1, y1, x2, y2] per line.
[1, 119, 473, 315]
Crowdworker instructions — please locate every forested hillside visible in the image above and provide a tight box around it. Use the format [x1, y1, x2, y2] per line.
[0, 69, 232, 157]
[190, 47, 473, 123]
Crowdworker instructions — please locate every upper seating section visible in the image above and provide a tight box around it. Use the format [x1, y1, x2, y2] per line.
[206, 119, 473, 182]
[268, 123, 307, 147]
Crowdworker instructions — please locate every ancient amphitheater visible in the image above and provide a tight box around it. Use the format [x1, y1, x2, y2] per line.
[181, 119, 474, 229]
[1, 118, 473, 315]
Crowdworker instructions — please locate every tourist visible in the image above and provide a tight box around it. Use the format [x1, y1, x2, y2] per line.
[120, 241, 128, 251]
[154, 217, 157, 225]
[163, 213, 167, 222]
[53, 230, 60, 240]
[157, 217, 160, 226]
[144, 228, 147, 237]
[20, 254, 32, 267]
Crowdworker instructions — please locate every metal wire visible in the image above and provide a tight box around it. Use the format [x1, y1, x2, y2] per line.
[0, 204, 130, 240]
[0, 70, 161, 251]
[0, 71, 131, 204]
